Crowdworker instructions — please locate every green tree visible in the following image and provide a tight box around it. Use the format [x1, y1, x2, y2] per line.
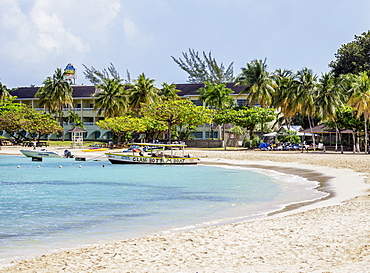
[294, 68, 318, 143]
[272, 69, 297, 127]
[0, 103, 62, 142]
[65, 110, 85, 128]
[326, 106, 364, 152]
[36, 68, 73, 140]
[214, 107, 276, 140]
[82, 63, 123, 85]
[236, 59, 276, 107]
[159, 82, 180, 101]
[141, 99, 214, 143]
[0, 82, 12, 104]
[171, 49, 234, 83]
[25, 111, 63, 141]
[129, 73, 159, 113]
[277, 129, 301, 144]
[198, 81, 233, 144]
[315, 72, 347, 152]
[347, 71, 370, 153]
[141, 116, 167, 142]
[198, 81, 233, 109]
[329, 31, 370, 76]
[96, 116, 146, 143]
[92, 78, 128, 118]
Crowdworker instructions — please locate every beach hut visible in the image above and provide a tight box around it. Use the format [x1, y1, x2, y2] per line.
[68, 127, 87, 148]
[299, 124, 354, 151]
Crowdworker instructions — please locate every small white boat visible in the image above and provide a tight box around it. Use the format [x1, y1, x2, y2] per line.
[20, 149, 63, 158]
[105, 143, 199, 165]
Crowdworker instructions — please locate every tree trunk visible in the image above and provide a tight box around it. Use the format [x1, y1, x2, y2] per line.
[222, 123, 226, 149]
[335, 123, 343, 153]
[352, 132, 356, 153]
[357, 133, 360, 152]
[59, 109, 65, 142]
[167, 121, 172, 144]
[364, 116, 368, 154]
[308, 115, 316, 146]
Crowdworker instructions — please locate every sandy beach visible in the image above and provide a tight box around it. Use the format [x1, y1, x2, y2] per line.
[1, 146, 370, 272]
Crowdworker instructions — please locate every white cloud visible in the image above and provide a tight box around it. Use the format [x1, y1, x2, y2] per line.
[122, 17, 151, 46]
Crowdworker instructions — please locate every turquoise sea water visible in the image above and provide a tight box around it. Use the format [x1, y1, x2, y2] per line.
[0, 155, 327, 265]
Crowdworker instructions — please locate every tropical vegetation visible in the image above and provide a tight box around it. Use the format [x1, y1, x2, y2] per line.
[2, 30, 370, 151]
[0, 100, 62, 143]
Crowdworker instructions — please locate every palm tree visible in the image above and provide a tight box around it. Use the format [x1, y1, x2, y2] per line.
[65, 110, 85, 128]
[236, 59, 276, 108]
[36, 68, 73, 140]
[347, 71, 370, 153]
[294, 68, 318, 144]
[198, 81, 233, 109]
[0, 82, 11, 104]
[316, 72, 346, 152]
[159, 82, 180, 101]
[129, 73, 159, 113]
[92, 78, 128, 118]
[198, 81, 234, 145]
[272, 69, 297, 128]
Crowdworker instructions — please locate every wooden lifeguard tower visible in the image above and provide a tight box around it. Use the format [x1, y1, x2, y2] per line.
[68, 127, 87, 148]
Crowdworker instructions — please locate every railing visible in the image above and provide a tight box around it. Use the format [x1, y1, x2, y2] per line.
[82, 108, 94, 111]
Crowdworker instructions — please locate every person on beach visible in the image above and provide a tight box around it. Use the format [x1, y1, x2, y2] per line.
[33, 139, 37, 150]
[301, 140, 308, 153]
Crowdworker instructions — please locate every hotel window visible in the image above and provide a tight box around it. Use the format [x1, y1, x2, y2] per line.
[192, 131, 203, 139]
[205, 131, 218, 139]
[237, 99, 246, 106]
[191, 100, 203, 106]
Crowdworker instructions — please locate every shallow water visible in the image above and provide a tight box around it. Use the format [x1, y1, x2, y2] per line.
[0, 155, 327, 265]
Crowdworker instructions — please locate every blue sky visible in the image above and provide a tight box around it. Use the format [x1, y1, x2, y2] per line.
[1, 0, 369, 88]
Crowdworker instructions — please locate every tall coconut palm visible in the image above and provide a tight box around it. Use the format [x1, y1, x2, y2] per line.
[198, 81, 233, 109]
[347, 71, 370, 153]
[294, 68, 318, 144]
[159, 82, 180, 101]
[0, 82, 11, 104]
[316, 72, 347, 152]
[272, 69, 297, 128]
[236, 59, 276, 108]
[92, 78, 128, 118]
[36, 68, 73, 140]
[198, 81, 234, 145]
[129, 73, 159, 113]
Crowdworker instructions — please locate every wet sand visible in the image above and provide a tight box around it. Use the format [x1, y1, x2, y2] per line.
[1, 147, 370, 272]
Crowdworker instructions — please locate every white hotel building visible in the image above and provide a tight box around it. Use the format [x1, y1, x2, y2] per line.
[9, 83, 247, 142]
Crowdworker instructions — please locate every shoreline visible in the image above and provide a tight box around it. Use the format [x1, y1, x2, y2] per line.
[200, 160, 335, 218]
[1, 148, 370, 272]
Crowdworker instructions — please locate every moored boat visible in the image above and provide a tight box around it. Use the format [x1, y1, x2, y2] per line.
[105, 143, 199, 165]
[20, 149, 63, 158]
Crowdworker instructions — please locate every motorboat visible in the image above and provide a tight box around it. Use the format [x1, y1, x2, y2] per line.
[20, 149, 63, 158]
[105, 143, 199, 165]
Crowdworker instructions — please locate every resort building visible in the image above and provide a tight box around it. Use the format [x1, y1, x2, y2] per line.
[8, 83, 247, 141]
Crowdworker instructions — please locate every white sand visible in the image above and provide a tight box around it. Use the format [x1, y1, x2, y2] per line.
[1, 147, 370, 272]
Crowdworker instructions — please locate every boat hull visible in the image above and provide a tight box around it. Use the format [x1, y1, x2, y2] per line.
[106, 153, 199, 165]
[82, 148, 108, 152]
[20, 150, 62, 158]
